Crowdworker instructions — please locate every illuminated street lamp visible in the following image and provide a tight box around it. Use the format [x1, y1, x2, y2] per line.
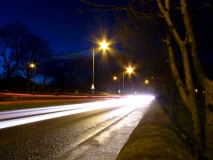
[30, 63, 35, 68]
[123, 67, 133, 95]
[30, 63, 36, 96]
[91, 40, 109, 96]
[145, 79, 149, 84]
[100, 41, 108, 50]
[127, 67, 133, 74]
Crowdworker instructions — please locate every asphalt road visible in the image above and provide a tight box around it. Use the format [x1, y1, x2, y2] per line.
[0, 97, 149, 160]
[0, 96, 154, 160]
[59, 105, 150, 160]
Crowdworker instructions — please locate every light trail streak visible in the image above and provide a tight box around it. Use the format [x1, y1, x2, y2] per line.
[0, 102, 100, 120]
[0, 95, 154, 129]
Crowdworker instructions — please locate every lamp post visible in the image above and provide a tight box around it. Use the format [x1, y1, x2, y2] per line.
[123, 72, 124, 95]
[91, 49, 95, 96]
[113, 76, 120, 94]
[91, 40, 108, 96]
[30, 63, 36, 96]
[123, 67, 133, 95]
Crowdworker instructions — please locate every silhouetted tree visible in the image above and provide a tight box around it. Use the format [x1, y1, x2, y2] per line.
[19, 32, 51, 93]
[114, 1, 180, 125]
[44, 52, 90, 93]
[81, 0, 213, 158]
[0, 21, 28, 90]
[156, 0, 213, 158]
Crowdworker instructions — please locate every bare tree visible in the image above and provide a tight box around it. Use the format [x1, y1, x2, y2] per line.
[115, 0, 180, 127]
[19, 32, 51, 93]
[81, 0, 213, 158]
[0, 22, 28, 90]
[44, 52, 90, 93]
[157, 0, 213, 158]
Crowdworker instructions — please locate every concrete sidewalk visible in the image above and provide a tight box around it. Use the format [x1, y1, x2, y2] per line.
[58, 103, 150, 160]
[116, 100, 195, 160]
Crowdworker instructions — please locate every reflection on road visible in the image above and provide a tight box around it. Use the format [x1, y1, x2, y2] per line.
[0, 95, 154, 129]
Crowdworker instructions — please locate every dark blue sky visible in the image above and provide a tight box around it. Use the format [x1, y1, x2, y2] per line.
[0, 0, 128, 53]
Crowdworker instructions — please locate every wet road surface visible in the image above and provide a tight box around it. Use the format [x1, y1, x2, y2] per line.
[0, 96, 153, 160]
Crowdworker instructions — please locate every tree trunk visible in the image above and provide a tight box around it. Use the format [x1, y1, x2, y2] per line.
[181, 44, 205, 156]
[6, 71, 12, 91]
[26, 77, 31, 93]
[167, 31, 188, 106]
[204, 81, 213, 159]
[26, 71, 32, 93]
[179, 0, 213, 158]
[42, 74, 47, 92]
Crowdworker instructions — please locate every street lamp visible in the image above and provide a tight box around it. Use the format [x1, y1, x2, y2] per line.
[123, 67, 133, 95]
[91, 40, 109, 96]
[30, 63, 36, 96]
[145, 79, 149, 84]
[127, 67, 133, 73]
[100, 41, 108, 50]
[113, 76, 120, 94]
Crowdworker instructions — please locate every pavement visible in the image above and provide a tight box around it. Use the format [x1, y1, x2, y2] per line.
[57, 103, 150, 160]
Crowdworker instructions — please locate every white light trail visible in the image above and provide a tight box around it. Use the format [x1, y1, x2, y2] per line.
[0, 95, 154, 129]
[0, 102, 98, 120]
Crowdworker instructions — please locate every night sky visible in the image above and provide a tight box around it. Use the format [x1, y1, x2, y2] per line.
[0, 0, 128, 53]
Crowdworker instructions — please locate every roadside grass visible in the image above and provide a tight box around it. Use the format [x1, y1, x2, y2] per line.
[177, 104, 193, 137]
[0, 100, 93, 111]
[177, 102, 205, 153]
[177, 102, 205, 134]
